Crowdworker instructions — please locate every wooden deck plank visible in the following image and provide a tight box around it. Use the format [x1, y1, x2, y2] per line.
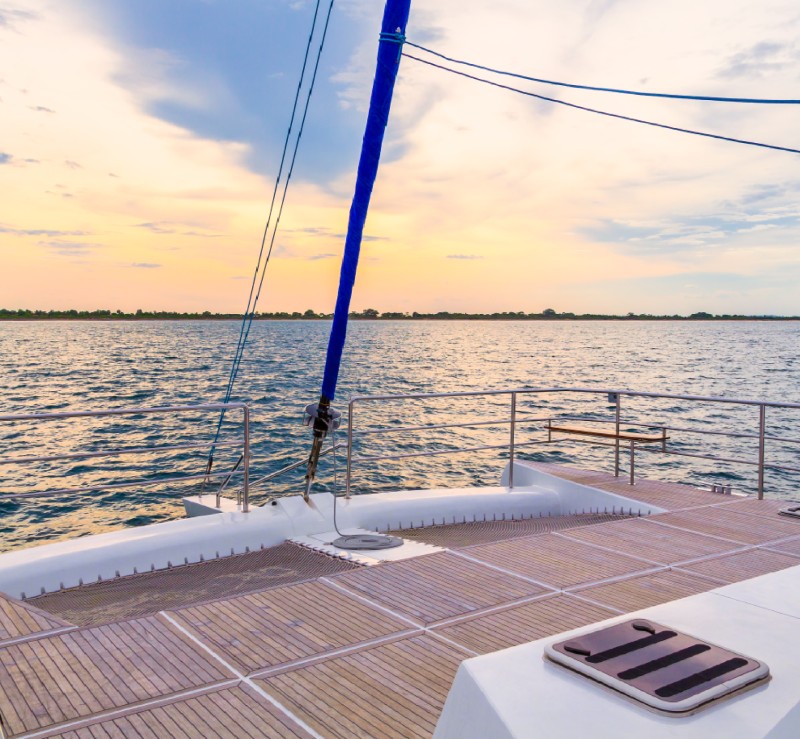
[711, 497, 799, 519]
[521, 462, 725, 510]
[559, 517, 739, 564]
[0, 592, 73, 644]
[168, 579, 410, 674]
[678, 548, 800, 583]
[332, 551, 550, 625]
[522, 461, 619, 485]
[433, 594, 618, 654]
[574, 569, 720, 612]
[462, 532, 656, 589]
[45, 685, 313, 739]
[389, 513, 632, 549]
[593, 478, 728, 511]
[648, 506, 800, 544]
[258, 634, 470, 739]
[763, 535, 800, 557]
[0, 616, 233, 737]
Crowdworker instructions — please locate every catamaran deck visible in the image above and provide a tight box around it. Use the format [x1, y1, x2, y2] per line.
[2, 463, 799, 738]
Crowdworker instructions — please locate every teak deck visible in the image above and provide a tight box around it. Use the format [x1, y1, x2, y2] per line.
[2, 464, 800, 738]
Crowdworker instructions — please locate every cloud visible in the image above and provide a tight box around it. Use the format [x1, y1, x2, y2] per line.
[0, 224, 87, 237]
[307, 253, 337, 260]
[0, 7, 37, 30]
[38, 240, 103, 256]
[129, 262, 161, 268]
[283, 225, 386, 242]
[28, 105, 55, 113]
[718, 41, 800, 79]
[136, 221, 175, 234]
[135, 221, 220, 237]
[64, 159, 82, 169]
[447, 254, 484, 260]
[0, 152, 11, 164]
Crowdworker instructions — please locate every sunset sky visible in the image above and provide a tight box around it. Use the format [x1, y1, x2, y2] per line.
[1, 0, 799, 315]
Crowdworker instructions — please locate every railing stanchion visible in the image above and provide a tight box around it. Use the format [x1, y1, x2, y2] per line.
[242, 405, 250, 513]
[346, 399, 354, 499]
[509, 392, 517, 488]
[758, 404, 766, 499]
[629, 440, 635, 485]
[615, 393, 621, 477]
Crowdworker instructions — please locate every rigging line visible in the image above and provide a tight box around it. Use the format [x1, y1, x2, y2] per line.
[223, 0, 324, 399]
[216, 0, 323, 415]
[238, 0, 337, 345]
[210, 0, 337, 468]
[206, 0, 328, 470]
[405, 41, 800, 105]
[402, 53, 800, 156]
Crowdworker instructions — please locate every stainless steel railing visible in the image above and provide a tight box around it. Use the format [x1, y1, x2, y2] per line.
[345, 387, 800, 499]
[0, 402, 253, 511]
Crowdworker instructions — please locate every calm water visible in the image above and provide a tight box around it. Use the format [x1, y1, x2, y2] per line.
[1, 320, 798, 552]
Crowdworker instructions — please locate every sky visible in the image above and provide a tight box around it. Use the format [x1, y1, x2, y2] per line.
[1, 0, 799, 315]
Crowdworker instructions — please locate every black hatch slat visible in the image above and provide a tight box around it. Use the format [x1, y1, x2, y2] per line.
[585, 630, 676, 664]
[548, 619, 769, 713]
[655, 657, 749, 698]
[619, 643, 710, 681]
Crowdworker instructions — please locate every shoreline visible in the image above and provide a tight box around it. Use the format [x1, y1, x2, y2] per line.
[2, 316, 799, 322]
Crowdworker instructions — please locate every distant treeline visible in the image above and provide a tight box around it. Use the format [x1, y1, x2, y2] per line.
[1, 308, 798, 321]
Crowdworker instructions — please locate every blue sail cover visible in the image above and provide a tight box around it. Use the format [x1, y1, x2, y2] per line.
[320, 0, 411, 401]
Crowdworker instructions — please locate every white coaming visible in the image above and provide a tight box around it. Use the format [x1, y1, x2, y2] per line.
[0, 464, 663, 599]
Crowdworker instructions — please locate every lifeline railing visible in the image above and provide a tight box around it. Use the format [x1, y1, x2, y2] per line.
[0, 402, 252, 511]
[345, 387, 800, 500]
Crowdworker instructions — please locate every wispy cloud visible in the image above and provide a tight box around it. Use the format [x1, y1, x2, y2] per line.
[718, 41, 800, 79]
[136, 221, 174, 234]
[1, 224, 87, 237]
[307, 253, 337, 260]
[0, 152, 11, 164]
[64, 160, 82, 170]
[28, 105, 55, 114]
[0, 7, 37, 31]
[283, 225, 386, 242]
[447, 254, 484, 260]
[38, 240, 103, 256]
[129, 262, 161, 268]
[135, 221, 220, 237]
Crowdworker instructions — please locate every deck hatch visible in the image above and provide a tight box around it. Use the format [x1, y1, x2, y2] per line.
[546, 619, 769, 714]
[778, 504, 800, 519]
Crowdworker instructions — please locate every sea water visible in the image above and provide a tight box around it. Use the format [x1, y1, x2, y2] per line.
[1, 320, 798, 551]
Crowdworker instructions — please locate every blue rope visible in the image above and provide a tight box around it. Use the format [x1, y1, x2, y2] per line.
[405, 41, 800, 105]
[206, 0, 334, 470]
[403, 53, 800, 156]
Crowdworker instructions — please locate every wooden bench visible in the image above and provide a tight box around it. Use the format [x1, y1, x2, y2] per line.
[544, 423, 669, 485]
[544, 424, 668, 444]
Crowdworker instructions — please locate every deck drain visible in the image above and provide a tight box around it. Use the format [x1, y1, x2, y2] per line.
[545, 619, 769, 714]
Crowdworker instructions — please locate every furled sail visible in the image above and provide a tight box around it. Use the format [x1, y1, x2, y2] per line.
[303, 0, 411, 497]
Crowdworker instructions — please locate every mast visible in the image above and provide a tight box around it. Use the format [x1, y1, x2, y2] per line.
[303, 0, 411, 499]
